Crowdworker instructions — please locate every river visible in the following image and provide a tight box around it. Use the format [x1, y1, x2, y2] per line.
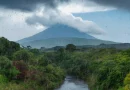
[56, 76, 89, 90]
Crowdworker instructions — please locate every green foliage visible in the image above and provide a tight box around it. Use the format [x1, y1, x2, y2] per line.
[29, 48, 40, 55]
[0, 37, 20, 59]
[0, 75, 8, 83]
[13, 50, 33, 63]
[0, 56, 12, 77]
[25, 64, 65, 90]
[124, 74, 130, 85]
[118, 87, 124, 90]
[0, 82, 45, 90]
[0, 56, 19, 80]
[0, 38, 66, 90]
[123, 73, 130, 90]
[66, 44, 76, 52]
[38, 56, 51, 66]
[42, 64, 65, 89]
[13, 60, 28, 80]
[9, 66, 20, 79]
[0, 56, 12, 69]
[3, 37, 130, 90]
[53, 48, 130, 90]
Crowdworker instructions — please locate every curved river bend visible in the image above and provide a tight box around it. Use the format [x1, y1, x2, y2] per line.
[56, 76, 89, 90]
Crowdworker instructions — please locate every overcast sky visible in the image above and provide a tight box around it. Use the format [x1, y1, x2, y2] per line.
[0, 0, 130, 43]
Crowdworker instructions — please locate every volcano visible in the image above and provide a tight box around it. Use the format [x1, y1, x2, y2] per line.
[18, 24, 115, 48]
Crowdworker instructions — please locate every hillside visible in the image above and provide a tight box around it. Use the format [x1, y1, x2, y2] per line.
[21, 37, 116, 48]
[18, 24, 117, 48]
[18, 24, 96, 43]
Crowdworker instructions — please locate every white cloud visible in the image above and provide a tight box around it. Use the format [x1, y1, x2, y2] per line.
[0, 8, 44, 41]
[26, 9, 106, 35]
[0, 0, 115, 41]
[58, 0, 115, 13]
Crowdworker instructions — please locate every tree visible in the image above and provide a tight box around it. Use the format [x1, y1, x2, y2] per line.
[13, 60, 28, 80]
[0, 37, 10, 55]
[30, 49, 40, 55]
[0, 56, 19, 80]
[27, 46, 32, 50]
[0, 37, 20, 58]
[124, 73, 130, 90]
[13, 50, 33, 63]
[0, 56, 12, 76]
[66, 44, 76, 52]
[0, 74, 8, 83]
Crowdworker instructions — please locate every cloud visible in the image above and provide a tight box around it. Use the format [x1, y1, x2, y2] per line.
[58, 3, 114, 13]
[0, 0, 116, 12]
[0, 0, 69, 11]
[0, 0, 129, 12]
[89, 0, 130, 11]
[58, 0, 115, 13]
[0, 8, 43, 41]
[0, 0, 110, 41]
[26, 9, 105, 35]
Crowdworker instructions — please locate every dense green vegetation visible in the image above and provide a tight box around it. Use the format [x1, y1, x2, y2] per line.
[56, 48, 130, 90]
[1, 37, 130, 90]
[0, 37, 65, 90]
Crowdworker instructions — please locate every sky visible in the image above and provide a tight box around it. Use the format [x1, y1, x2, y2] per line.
[0, 0, 130, 43]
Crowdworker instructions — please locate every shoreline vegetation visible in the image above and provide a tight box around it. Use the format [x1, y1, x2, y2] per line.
[0, 37, 130, 90]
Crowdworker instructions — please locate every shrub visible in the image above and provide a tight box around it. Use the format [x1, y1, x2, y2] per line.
[124, 73, 130, 90]
[13, 50, 33, 63]
[13, 60, 28, 80]
[66, 44, 76, 52]
[0, 75, 8, 83]
[0, 56, 19, 80]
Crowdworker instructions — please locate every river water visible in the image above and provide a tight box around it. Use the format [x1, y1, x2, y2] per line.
[56, 76, 89, 90]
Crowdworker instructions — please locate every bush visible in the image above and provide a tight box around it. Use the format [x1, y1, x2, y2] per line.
[123, 73, 130, 90]
[13, 60, 28, 80]
[13, 50, 33, 63]
[0, 83, 30, 90]
[0, 75, 8, 83]
[0, 37, 20, 59]
[0, 56, 19, 80]
[66, 44, 76, 52]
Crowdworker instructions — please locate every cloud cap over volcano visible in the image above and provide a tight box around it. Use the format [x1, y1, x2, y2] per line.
[26, 9, 105, 35]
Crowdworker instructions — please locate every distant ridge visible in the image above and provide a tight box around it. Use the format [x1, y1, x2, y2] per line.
[20, 37, 116, 48]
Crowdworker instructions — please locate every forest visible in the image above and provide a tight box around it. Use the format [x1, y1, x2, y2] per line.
[0, 37, 130, 90]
